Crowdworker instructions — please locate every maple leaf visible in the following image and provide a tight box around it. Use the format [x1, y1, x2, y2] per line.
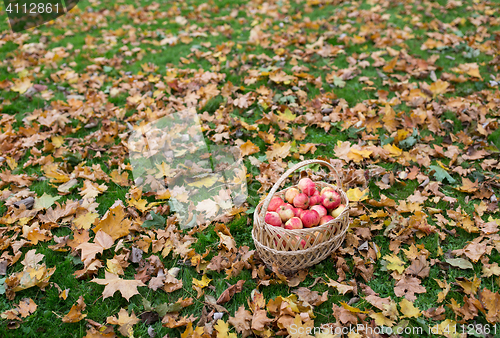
[346, 188, 369, 202]
[455, 276, 480, 295]
[394, 275, 426, 302]
[93, 200, 131, 240]
[214, 319, 237, 338]
[109, 170, 130, 186]
[405, 256, 430, 278]
[251, 309, 273, 331]
[228, 305, 253, 338]
[383, 254, 406, 274]
[195, 198, 219, 219]
[33, 193, 60, 210]
[62, 296, 87, 323]
[107, 308, 139, 337]
[347, 147, 372, 162]
[91, 271, 145, 301]
[429, 80, 449, 97]
[277, 108, 296, 122]
[192, 274, 212, 289]
[481, 262, 500, 278]
[369, 311, 395, 327]
[325, 278, 354, 295]
[239, 140, 260, 156]
[18, 298, 37, 318]
[266, 142, 291, 160]
[76, 230, 114, 265]
[480, 288, 500, 323]
[399, 299, 421, 318]
[11, 78, 32, 94]
[73, 212, 99, 230]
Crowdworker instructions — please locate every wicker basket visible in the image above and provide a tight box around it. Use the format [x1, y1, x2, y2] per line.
[252, 160, 350, 274]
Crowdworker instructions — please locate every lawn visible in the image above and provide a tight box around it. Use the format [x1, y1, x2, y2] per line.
[0, 0, 500, 337]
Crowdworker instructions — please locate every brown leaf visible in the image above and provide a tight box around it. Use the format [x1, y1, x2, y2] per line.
[216, 280, 245, 304]
[394, 275, 426, 302]
[405, 256, 430, 278]
[251, 309, 273, 331]
[228, 305, 253, 338]
[62, 296, 87, 323]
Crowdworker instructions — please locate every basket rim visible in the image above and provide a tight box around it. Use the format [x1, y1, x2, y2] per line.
[251, 220, 348, 256]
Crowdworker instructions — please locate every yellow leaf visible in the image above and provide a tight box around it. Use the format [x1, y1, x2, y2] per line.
[369, 311, 395, 327]
[456, 276, 481, 295]
[73, 212, 99, 230]
[340, 302, 368, 313]
[434, 278, 451, 303]
[382, 144, 402, 157]
[214, 319, 233, 338]
[383, 254, 405, 274]
[399, 299, 421, 318]
[51, 136, 64, 148]
[127, 198, 150, 212]
[429, 80, 449, 97]
[436, 319, 461, 338]
[93, 201, 131, 240]
[11, 78, 32, 94]
[239, 140, 260, 156]
[110, 170, 130, 186]
[346, 188, 369, 202]
[277, 108, 296, 123]
[188, 175, 219, 188]
[192, 275, 212, 289]
[5, 156, 17, 170]
[347, 148, 372, 162]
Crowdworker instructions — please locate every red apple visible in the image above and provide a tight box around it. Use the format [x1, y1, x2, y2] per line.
[301, 210, 320, 228]
[295, 208, 306, 219]
[319, 215, 334, 225]
[331, 204, 345, 218]
[278, 204, 295, 222]
[268, 196, 285, 212]
[293, 193, 310, 209]
[320, 187, 335, 196]
[285, 217, 303, 230]
[310, 205, 327, 218]
[298, 177, 316, 196]
[265, 211, 283, 227]
[309, 194, 323, 206]
[285, 187, 300, 204]
[322, 190, 341, 210]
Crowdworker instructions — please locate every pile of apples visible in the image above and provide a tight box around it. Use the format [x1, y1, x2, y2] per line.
[264, 177, 345, 230]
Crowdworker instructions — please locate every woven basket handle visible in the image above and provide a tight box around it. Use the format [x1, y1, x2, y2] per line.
[259, 159, 342, 224]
